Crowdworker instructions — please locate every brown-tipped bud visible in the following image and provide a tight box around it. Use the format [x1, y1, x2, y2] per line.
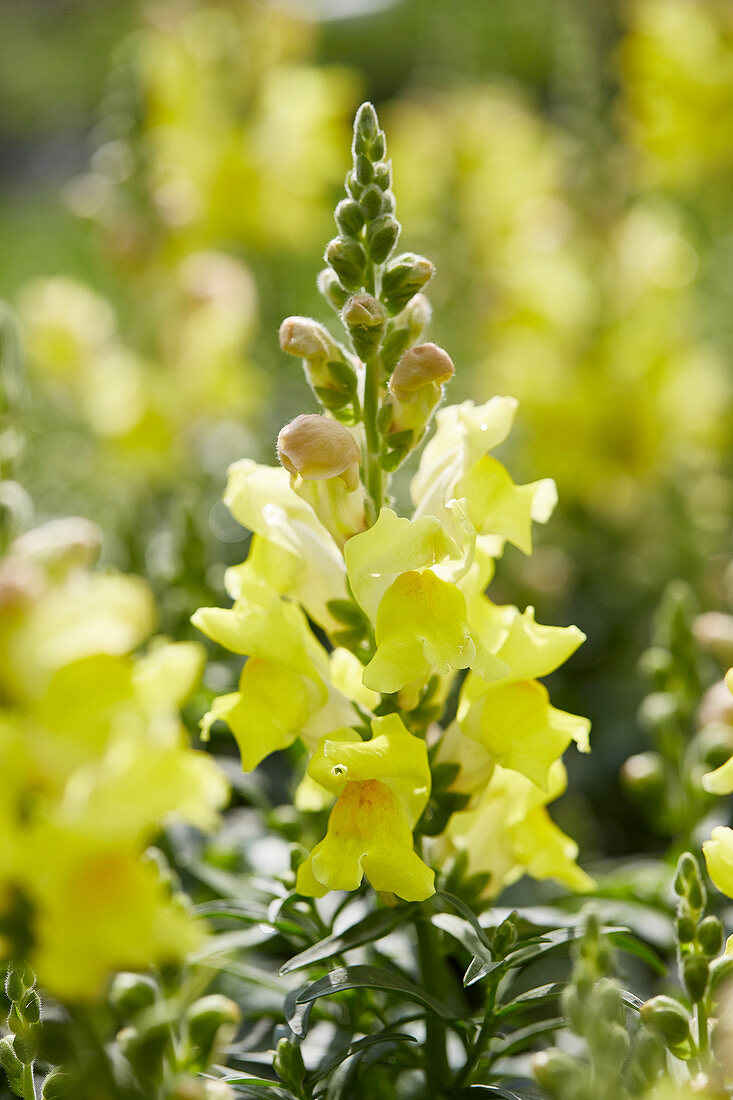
[341, 293, 388, 358]
[278, 317, 331, 361]
[389, 343, 454, 403]
[277, 415, 361, 490]
[694, 612, 733, 664]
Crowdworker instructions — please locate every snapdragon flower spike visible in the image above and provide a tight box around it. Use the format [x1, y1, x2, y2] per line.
[194, 101, 592, 903]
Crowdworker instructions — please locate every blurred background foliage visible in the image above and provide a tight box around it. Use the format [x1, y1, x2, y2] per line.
[1, 0, 733, 868]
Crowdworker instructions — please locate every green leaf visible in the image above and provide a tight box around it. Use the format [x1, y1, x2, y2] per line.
[457, 1087, 527, 1099]
[280, 905, 416, 975]
[216, 1077, 296, 1098]
[294, 965, 457, 1020]
[308, 1030, 418, 1086]
[285, 985, 314, 1038]
[607, 930, 666, 975]
[432, 892, 495, 954]
[489, 1018, 564, 1059]
[495, 983, 563, 1020]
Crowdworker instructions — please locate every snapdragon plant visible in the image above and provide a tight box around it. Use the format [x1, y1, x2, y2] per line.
[193, 102, 597, 1098]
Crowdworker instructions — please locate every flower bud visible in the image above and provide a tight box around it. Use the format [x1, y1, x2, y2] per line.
[366, 214, 400, 264]
[277, 416, 366, 545]
[20, 990, 41, 1025]
[273, 1037, 306, 1089]
[403, 293, 432, 340]
[335, 199, 365, 238]
[533, 1049, 582, 1095]
[317, 268, 350, 311]
[626, 1031, 665, 1093]
[41, 1071, 74, 1099]
[5, 960, 34, 1003]
[278, 415, 361, 491]
[389, 344, 454, 403]
[694, 612, 733, 664]
[341, 294, 388, 358]
[674, 852, 706, 911]
[359, 184, 385, 221]
[708, 955, 733, 999]
[621, 751, 665, 800]
[186, 995, 241, 1063]
[637, 645, 673, 685]
[109, 971, 158, 1017]
[698, 680, 733, 729]
[676, 914, 696, 944]
[278, 317, 330, 361]
[0, 1037, 22, 1087]
[354, 102, 379, 145]
[638, 691, 683, 734]
[381, 253, 435, 314]
[697, 915, 724, 957]
[325, 237, 366, 290]
[640, 994, 691, 1047]
[682, 954, 710, 1003]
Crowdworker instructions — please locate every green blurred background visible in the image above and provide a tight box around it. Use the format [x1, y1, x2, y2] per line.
[2, 0, 732, 863]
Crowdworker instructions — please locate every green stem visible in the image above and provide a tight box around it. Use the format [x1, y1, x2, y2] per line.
[415, 917, 450, 1098]
[452, 971, 500, 1090]
[21, 1062, 35, 1100]
[362, 350, 383, 521]
[697, 998, 709, 1063]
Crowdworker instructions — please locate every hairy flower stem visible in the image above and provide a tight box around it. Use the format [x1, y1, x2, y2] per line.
[21, 1063, 35, 1100]
[363, 349, 384, 523]
[416, 918, 450, 1098]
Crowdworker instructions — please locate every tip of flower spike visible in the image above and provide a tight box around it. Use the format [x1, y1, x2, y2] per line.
[354, 102, 379, 143]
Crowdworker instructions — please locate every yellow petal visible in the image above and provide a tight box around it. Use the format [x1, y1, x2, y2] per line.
[345, 507, 458, 621]
[704, 826, 733, 898]
[297, 779, 434, 901]
[363, 570, 475, 694]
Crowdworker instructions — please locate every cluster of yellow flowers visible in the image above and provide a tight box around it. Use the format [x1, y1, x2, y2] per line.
[0, 519, 226, 998]
[195, 103, 592, 905]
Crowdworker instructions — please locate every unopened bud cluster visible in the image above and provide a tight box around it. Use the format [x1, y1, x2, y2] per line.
[534, 912, 665, 1100]
[622, 582, 714, 839]
[275, 102, 454, 540]
[640, 852, 733, 1093]
[2, 962, 41, 1097]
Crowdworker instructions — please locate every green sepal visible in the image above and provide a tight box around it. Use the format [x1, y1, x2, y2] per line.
[313, 386, 353, 411]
